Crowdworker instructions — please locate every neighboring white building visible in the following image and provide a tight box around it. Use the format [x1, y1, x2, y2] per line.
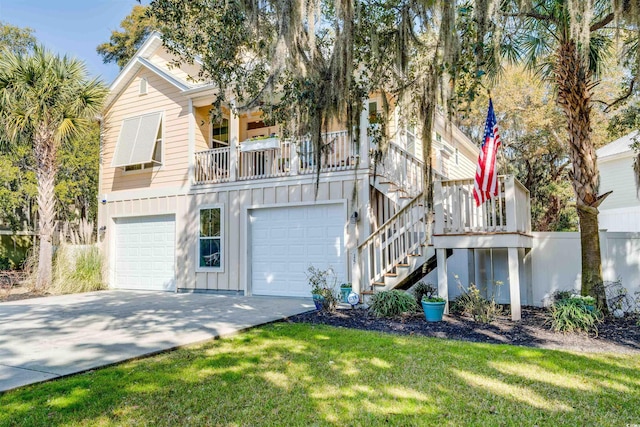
[597, 131, 640, 232]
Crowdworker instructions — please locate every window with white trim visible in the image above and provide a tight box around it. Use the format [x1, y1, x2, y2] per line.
[198, 206, 223, 270]
[211, 117, 229, 148]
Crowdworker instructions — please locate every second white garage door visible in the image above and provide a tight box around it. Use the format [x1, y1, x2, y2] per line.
[113, 215, 176, 291]
[250, 204, 346, 297]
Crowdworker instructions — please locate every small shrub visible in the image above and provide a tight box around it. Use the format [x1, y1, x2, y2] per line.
[51, 244, 105, 294]
[412, 281, 437, 306]
[306, 265, 336, 294]
[452, 284, 500, 323]
[317, 287, 339, 311]
[550, 298, 603, 334]
[369, 290, 418, 318]
[551, 289, 575, 303]
[306, 265, 338, 311]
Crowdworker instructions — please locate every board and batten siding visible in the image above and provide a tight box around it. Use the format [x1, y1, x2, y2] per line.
[102, 67, 191, 193]
[100, 172, 367, 293]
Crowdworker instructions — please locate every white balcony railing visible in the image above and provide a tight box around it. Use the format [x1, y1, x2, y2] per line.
[237, 140, 291, 180]
[194, 130, 355, 184]
[194, 147, 230, 183]
[434, 175, 531, 235]
[298, 130, 356, 174]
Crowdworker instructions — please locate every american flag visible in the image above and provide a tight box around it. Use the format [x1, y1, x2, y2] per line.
[473, 99, 502, 207]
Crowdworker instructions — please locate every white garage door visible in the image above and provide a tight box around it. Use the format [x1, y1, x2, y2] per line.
[251, 204, 346, 297]
[113, 215, 176, 291]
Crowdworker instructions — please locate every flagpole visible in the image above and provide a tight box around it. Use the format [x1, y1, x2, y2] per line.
[488, 94, 508, 177]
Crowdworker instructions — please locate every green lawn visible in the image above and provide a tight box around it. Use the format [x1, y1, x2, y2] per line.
[1, 323, 639, 426]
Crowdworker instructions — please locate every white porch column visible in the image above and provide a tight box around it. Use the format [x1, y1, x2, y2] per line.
[290, 141, 299, 176]
[508, 246, 521, 321]
[433, 180, 444, 235]
[437, 248, 449, 313]
[359, 100, 370, 168]
[228, 102, 239, 182]
[505, 175, 517, 232]
[187, 99, 195, 185]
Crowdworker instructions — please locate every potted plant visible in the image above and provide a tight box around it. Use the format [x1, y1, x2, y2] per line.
[307, 265, 338, 311]
[339, 283, 352, 303]
[418, 283, 446, 322]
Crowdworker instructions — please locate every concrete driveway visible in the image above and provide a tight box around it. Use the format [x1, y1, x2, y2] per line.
[0, 290, 313, 392]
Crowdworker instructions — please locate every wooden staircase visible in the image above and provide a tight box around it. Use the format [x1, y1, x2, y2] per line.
[370, 142, 424, 207]
[357, 141, 454, 296]
[356, 192, 436, 295]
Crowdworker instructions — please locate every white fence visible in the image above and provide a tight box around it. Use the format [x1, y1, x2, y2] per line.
[531, 231, 640, 306]
[419, 231, 640, 307]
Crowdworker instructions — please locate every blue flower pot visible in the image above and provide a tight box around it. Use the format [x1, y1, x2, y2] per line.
[340, 286, 352, 303]
[422, 300, 446, 322]
[312, 294, 325, 310]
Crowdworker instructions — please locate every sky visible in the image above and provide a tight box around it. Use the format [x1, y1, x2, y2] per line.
[0, 0, 150, 84]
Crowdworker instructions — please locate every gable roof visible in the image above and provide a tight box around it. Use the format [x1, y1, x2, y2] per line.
[597, 130, 639, 160]
[104, 33, 199, 111]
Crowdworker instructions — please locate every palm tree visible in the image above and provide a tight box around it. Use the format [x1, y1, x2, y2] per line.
[498, 0, 620, 309]
[0, 46, 107, 289]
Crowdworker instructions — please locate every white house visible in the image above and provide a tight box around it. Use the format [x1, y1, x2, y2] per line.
[597, 130, 640, 232]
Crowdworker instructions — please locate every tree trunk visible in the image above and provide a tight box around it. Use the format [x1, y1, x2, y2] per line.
[34, 127, 57, 290]
[555, 41, 607, 311]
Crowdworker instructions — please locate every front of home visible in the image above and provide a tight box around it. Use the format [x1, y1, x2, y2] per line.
[99, 34, 536, 318]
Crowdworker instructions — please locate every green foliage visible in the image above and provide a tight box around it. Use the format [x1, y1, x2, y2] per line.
[412, 281, 438, 305]
[306, 265, 336, 295]
[550, 297, 603, 334]
[452, 284, 500, 323]
[0, 234, 34, 269]
[96, 5, 158, 69]
[369, 290, 418, 318]
[51, 245, 104, 295]
[55, 124, 100, 223]
[0, 22, 36, 54]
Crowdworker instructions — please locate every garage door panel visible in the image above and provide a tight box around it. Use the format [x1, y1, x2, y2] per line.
[251, 204, 345, 297]
[114, 215, 176, 291]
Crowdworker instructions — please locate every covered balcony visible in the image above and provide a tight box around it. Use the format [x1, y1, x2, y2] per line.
[194, 130, 357, 184]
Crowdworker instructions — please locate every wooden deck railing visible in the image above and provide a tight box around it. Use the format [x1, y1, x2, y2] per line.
[237, 140, 291, 180]
[298, 130, 356, 174]
[434, 175, 531, 235]
[194, 147, 230, 183]
[375, 142, 424, 197]
[194, 130, 356, 184]
[355, 193, 428, 293]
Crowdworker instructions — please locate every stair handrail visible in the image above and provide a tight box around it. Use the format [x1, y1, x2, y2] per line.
[356, 192, 429, 294]
[375, 142, 425, 197]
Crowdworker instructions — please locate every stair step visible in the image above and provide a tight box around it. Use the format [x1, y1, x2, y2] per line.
[372, 282, 386, 287]
[408, 253, 421, 257]
[384, 272, 398, 277]
[361, 290, 375, 295]
[396, 263, 410, 268]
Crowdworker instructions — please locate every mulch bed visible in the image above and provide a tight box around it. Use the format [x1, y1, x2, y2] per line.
[287, 306, 640, 355]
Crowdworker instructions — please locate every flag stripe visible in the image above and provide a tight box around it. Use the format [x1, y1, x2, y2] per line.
[473, 100, 501, 207]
